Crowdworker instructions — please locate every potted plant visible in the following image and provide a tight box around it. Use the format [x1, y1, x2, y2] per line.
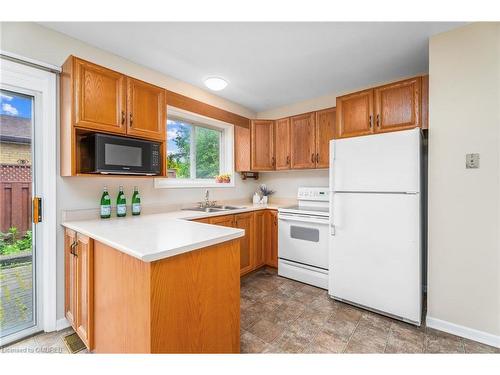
[258, 184, 275, 204]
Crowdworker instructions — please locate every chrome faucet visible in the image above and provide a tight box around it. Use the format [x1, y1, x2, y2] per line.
[204, 189, 210, 207]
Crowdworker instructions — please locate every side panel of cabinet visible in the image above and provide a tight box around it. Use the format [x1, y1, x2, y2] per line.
[336, 89, 374, 139]
[64, 229, 77, 329]
[76, 234, 94, 350]
[234, 213, 254, 276]
[234, 125, 251, 172]
[315, 108, 336, 168]
[253, 211, 266, 269]
[73, 57, 127, 134]
[374, 77, 421, 133]
[127, 78, 166, 140]
[290, 113, 316, 169]
[251, 120, 275, 171]
[274, 118, 291, 170]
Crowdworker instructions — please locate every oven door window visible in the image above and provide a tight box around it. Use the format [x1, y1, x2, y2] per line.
[290, 225, 320, 242]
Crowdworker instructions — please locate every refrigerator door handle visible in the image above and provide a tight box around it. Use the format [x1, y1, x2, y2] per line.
[330, 222, 335, 236]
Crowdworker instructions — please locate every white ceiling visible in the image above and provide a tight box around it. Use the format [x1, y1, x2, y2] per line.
[41, 22, 463, 112]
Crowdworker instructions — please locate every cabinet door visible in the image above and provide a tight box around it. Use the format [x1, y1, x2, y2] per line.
[253, 211, 265, 269]
[64, 229, 77, 329]
[127, 78, 166, 140]
[290, 113, 316, 169]
[235, 125, 251, 172]
[210, 215, 235, 227]
[264, 210, 278, 268]
[336, 89, 374, 139]
[315, 108, 336, 168]
[251, 120, 275, 171]
[234, 213, 254, 276]
[76, 234, 94, 350]
[274, 118, 290, 170]
[74, 57, 127, 134]
[374, 77, 421, 133]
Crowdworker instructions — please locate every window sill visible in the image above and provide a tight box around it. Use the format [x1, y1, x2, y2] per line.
[154, 178, 235, 189]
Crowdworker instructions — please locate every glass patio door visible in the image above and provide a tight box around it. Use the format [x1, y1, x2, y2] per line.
[0, 88, 38, 344]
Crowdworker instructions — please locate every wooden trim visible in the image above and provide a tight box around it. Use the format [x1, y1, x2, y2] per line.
[60, 57, 75, 176]
[166, 90, 250, 129]
[421, 75, 429, 130]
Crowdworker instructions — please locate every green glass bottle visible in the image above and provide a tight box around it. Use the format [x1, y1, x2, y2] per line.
[100, 186, 111, 219]
[131, 186, 141, 216]
[116, 185, 127, 217]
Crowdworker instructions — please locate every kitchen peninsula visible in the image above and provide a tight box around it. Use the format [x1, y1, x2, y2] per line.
[62, 215, 244, 353]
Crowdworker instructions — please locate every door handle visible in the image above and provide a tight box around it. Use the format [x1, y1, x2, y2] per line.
[316, 153, 319, 164]
[286, 155, 290, 165]
[271, 156, 275, 167]
[369, 115, 373, 129]
[32, 197, 42, 224]
[376, 114, 380, 128]
[70, 240, 78, 257]
[129, 113, 133, 127]
[121, 111, 126, 125]
[311, 153, 315, 163]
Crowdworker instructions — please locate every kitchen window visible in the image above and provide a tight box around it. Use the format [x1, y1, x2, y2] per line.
[155, 107, 234, 188]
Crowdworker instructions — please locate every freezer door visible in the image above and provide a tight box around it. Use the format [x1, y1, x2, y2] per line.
[330, 128, 421, 193]
[329, 192, 421, 324]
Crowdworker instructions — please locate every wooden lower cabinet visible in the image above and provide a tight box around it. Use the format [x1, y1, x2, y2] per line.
[234, 213, 254, 276]
[64, 228, 94, 350]
[264, 210, 278, 268]
[193, 210, 279, 274]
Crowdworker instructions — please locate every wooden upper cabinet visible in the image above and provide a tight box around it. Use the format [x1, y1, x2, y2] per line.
[251, 120, 275, 171]
[234, 213, 254, 276]
[374, 77, 421, 133]
[290, 113, 316, 169]
[234, 125, 251, 172]
[315, 108, 336, 168]
[274, 118, 291, 170]
[75, 233, 94, 350]
[336, 89, 374, 139]
[126, 78, 166, 140]
[74, 57, 127, 134]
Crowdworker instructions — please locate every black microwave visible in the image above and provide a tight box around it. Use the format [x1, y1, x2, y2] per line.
[80, 133, 161, 175]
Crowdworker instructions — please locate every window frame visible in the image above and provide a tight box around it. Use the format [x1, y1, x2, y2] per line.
[155, 106, 235, 189]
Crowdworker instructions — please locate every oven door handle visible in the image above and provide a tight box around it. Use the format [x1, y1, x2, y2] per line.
[278, 214, 329, 225]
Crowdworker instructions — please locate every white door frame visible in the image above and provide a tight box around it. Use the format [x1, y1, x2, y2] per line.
[0, 57, 57, 345]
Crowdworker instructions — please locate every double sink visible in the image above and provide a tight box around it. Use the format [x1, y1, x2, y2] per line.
[181, 205, 243, 213]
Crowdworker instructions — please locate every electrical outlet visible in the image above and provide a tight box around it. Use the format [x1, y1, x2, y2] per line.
[466, 153, 480, 169]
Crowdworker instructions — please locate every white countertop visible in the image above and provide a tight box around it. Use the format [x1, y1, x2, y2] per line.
[61, 201, 291, 263]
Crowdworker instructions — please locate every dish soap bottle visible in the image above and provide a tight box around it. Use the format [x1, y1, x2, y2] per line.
[131, 186, 141, 216]
[100, 186, 111, 219]
[116, 185, 127, 217]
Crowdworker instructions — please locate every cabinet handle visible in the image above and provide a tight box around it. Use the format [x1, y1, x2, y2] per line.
[376, 114, 380, 128]
[286, 155, 290, 165]
[369, 115, 373, 129]
[129, 113, 133, 127]
[121, 111, 125, 125]
[311, 153, 315, 163]
[316, 153, 319, 163]
[271, 156, 275, 167]
[70, 240, 78, 257]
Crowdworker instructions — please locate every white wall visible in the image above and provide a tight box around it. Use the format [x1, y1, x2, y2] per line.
[0, 22, 259, 322]
[428, 23, 500, 340]
[258, 170, 329, 198]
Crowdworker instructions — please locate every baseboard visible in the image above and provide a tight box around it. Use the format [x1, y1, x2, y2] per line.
[56, 318, 70, 331]
[426, 315, 500, 348]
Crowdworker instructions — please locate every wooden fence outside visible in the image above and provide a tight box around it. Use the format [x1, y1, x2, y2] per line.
[0, 165, 32, 234]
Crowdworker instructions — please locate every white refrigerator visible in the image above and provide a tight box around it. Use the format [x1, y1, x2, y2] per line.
[329, 128, 422, 325]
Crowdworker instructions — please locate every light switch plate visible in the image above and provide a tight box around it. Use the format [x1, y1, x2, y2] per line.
[466, 153, 480, 169]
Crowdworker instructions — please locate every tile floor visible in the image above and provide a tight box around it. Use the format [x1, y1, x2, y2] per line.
[1, 267, 498, 354]
[240, 268, 499, 354]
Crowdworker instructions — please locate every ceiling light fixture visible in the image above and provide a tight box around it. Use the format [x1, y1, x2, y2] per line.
[204, 76, 228, 91]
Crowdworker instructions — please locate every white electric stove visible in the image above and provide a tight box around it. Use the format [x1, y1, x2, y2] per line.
[278, 187, 330, 289]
